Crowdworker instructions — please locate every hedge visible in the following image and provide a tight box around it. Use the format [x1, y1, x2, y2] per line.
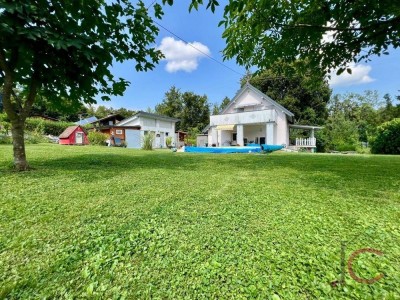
[370, 118, 400, 154]
[25, 118, 74, 136]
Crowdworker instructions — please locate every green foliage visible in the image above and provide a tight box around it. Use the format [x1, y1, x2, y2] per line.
[25, 118, 74, 136]
[0, 113, 10, 135]
[246, 60, 331, 125]
[322, 115, 360, 151]
[0, 1, 162, 105]
[30, 95, 89, 122]
[166, 136, 173, 147]
[142, 132, 154, 150]
[24, 131, 48, 144]
[87, 131, 108, 146]
[213, 0, 400, 73]
[0, 135, 12, 144]
[86, 105, 136, 119]
[155, 86, 183, 122]
[0, 144, 399, 298]
[180, 92, 210, 132]
[0, 0, 164, 168]
[370, 118, 400, 154]
[212, 96, 231, 115]
[155, 86, 210, 132]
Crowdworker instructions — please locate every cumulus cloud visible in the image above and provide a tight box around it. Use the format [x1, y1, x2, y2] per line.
[157, 37, 211, 73]
[329, 64, 375, 87]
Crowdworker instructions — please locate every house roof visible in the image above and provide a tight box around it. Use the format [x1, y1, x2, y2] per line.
[89, 114, 125, 124]
[220, 83, 295, 118]
[117, 111, 179, 126]
[59, 125, 84, 138]
[75, 116, 98, 125]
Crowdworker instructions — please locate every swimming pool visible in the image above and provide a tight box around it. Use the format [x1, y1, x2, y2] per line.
[183, 146, 261, 153]
[183, 144, 285, 154]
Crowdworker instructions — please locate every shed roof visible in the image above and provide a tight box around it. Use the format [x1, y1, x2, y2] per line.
[75, 116, 98, 125]
[117, 111, 179, 126]
[59, 125, 83, 138]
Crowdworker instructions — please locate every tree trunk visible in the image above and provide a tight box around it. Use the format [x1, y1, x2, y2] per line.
[10, 118, 29, 171]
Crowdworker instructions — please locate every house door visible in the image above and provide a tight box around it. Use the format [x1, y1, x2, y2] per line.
[76, 132, 84, 144]
[160, 132, 165, 148]
[155, 133, 161, 148]
[259, 137, 266, 145]
[125, 130, 141, 148]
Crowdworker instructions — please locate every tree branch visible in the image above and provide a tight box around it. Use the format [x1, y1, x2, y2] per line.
[271, 16, 400, 33]
[0, 50, 19, 121]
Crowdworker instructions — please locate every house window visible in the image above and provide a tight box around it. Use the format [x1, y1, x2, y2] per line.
[116, 130, 123, 135]
[236, 108, 244, 112]
[232, 133, 237, 141]
[109, 120, 113, 125]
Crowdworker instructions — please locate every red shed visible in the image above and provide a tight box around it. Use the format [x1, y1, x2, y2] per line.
[59, 125, 89, 145]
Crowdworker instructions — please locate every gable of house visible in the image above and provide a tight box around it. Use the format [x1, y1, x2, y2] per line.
[221, 83, 294, 120]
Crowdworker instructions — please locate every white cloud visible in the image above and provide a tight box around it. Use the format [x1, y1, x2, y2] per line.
[329, 64, 375, 87]
[157, 37, 211, 73]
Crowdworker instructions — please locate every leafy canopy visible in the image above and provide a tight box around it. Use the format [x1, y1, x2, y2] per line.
[245, 60, 331, 125]
[180, 0, 400, 73]
[0, 0, 163, 112]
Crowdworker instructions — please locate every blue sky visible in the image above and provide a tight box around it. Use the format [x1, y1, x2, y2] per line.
[100, 2, 400, 111]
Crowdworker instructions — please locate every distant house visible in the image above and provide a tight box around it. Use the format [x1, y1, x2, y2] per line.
[205, 83, 322, 151]
[116, 111, 179, 149]
[85, 114, 140, 145]
[59, 125, 89, 145]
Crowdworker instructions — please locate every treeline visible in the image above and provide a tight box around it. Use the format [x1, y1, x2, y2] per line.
[152, 86, 230, 136]
[318, 92, 400, 153]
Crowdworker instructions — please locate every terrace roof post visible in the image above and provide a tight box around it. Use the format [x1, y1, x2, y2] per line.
[266, 122, 275, 145]
[236, 124, 244, 146]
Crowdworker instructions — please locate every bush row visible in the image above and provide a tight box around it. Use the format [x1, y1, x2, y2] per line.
[25, 118, 74, 136]
[370, 118, 400, 154]
[87, 131, 108, 145]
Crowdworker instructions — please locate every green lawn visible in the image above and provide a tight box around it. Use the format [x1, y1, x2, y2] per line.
[0, 144, 399, 299]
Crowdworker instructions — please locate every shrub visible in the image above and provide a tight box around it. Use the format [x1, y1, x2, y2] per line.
[336, 143, 357, 152]
[25, 131, 48, 144]
[370, 118, 400, 154]
[0, 135, 12, 144]
[87, 131, 108, 145]
[142, 132, 154, 150]
[25, 118, 74, 136]
[166, 136, 172, 147]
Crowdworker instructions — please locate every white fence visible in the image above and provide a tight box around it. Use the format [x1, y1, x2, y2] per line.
[295, 137, 316, 147]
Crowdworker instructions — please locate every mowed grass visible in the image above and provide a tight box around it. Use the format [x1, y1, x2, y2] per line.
[0, 144, 399, 299]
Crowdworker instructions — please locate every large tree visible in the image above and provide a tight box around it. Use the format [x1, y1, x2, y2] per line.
[245, 60, 331, 125]
[0, 0, 164, 170]
[155, 87, 183, 118]
[180, 92, 210, 132]
[183, 0, 400, 73]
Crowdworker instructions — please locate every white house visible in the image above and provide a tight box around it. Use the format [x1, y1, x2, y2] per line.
[205, 83, 321, 150]
[116, 111, 179, 149]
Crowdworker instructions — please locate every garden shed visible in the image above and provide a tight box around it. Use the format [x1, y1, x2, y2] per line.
[59, 125, 89, 145]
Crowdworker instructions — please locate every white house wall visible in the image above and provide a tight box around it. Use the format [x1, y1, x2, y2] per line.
[225, 89, 264, 114]
[275, 110, 289, 145]
[210, 109, 276, 126]
[244, 125, 266, 144]
[120, 116, 176, 148]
